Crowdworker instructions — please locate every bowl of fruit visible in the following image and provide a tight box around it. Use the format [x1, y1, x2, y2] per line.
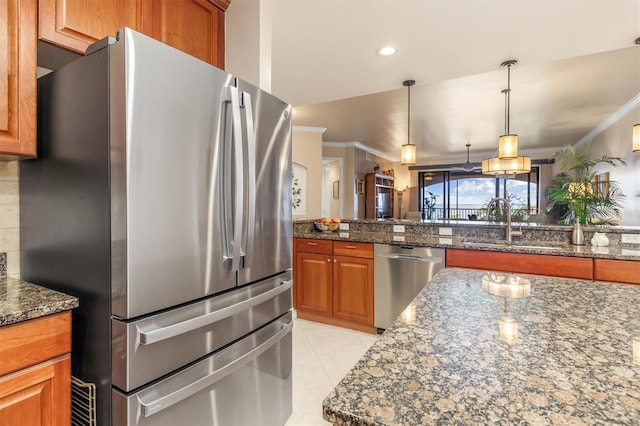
[314, 218, 341, 232]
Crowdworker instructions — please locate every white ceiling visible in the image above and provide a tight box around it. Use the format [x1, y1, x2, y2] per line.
[269, 0, 640, 161]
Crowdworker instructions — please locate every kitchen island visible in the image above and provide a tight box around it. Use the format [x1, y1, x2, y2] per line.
[323, 268, 640, 425]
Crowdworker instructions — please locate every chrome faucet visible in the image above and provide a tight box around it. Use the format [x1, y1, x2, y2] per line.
[486, 197, 522, 243]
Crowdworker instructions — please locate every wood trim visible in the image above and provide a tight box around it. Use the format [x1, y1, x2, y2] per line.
[0, 312, 72, 376]
[216, 5, 225, 69]
[594, 259, 640, 285]
[446, 249, 593, 280]
[207, 0, 230, 11]
[0, 0, 37, 158]
[296, 310, 377, 335]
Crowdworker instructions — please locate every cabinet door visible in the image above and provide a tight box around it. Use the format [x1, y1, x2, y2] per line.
[39, 0, 143, 54]
[142, 0, 225, 67]
[0, 0, 37, 158]
[333, 255, 374, 326]
[0, 355, 71, 426]
[295, 251, 333, 317]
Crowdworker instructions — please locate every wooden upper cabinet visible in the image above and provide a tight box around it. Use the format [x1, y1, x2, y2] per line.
[141, 0, 225, 68]
[39, 0, 226, 67]
[39, 0, 144, 54]
[0, 0, 37, 158]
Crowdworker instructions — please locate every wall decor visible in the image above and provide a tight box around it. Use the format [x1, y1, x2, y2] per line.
[356, 179, 364, 194]
[333, 180, 340, 198]
[292, 162, 307, 215]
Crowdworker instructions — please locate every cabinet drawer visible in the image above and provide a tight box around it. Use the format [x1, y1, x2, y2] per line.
[296, 238, 333, 255]
[0, 311, 71, 376]
[594, 259, 640, 284]
[334, 242, 373, 259]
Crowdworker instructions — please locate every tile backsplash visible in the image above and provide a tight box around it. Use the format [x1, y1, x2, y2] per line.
[0, 162, 19, 278]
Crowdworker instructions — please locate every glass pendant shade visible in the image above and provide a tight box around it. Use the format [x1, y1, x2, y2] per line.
[634, 123, 640, 152]
[400, 143, 416, 165]
[498, 134, 518, 159]
[499, 316, 518, 345]
[481, 156, 531, 176]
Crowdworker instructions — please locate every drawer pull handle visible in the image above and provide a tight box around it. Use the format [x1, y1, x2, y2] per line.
[306, 242, 318, 246]
[327, 258, 331, 262]
[345, 245, 357, 249]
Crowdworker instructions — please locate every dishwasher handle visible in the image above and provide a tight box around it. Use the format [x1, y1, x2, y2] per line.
[375, 252, 442, 263]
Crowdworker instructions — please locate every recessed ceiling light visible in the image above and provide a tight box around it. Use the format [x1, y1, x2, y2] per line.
[378, 46, 397, 56]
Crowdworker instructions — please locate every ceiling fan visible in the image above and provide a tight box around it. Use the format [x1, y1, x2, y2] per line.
[454, 143, 481, 172]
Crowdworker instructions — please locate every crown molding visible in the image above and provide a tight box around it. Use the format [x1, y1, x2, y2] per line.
[573, 91, 640, 149]
[292, 125, 327, 134]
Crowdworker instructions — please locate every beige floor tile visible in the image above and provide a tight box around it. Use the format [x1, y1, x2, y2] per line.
[285, 385, 333, 426]
[287, 318, 378, 425]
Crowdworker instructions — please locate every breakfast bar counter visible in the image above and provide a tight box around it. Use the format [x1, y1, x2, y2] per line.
[322, 268, 640, 425]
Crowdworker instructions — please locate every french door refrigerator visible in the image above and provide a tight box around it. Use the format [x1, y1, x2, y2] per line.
[20, 28, 293, 426]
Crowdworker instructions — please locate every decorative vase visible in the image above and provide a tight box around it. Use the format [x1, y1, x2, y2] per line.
[571, 222, 584, 245]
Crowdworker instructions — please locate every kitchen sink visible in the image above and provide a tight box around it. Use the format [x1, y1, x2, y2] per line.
[463, 241, 563, 251]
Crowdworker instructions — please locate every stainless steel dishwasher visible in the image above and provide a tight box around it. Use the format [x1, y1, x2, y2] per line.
[374, 244, 445, 330]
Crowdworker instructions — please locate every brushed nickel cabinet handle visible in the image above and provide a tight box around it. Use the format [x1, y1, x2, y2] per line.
[307, 242, 318, 246]
[345, 245, 357, 249]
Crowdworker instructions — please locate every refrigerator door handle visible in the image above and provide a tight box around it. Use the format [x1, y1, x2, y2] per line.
[240, 91, 256, 269]
[221, 85, 244, 273]
[137, 280, 292, 345]
[139, 317, 294, 417]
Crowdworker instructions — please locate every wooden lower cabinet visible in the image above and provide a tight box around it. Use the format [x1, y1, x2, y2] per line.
[594, 259, 640, 285]
[333, 255, 374, 325]
[295, 251, 333, 317]
[446, 248, 594, 280]
[0, 311, 72, 425]
[0, 355, 71, 426]
[294, 238, 375, 334]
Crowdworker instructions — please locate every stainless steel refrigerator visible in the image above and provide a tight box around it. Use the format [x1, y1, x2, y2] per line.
[20, 28, 293, 426]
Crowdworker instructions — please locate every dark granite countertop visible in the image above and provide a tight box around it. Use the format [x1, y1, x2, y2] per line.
[0, 277, 79, 326]
[323, 268, 640, 425]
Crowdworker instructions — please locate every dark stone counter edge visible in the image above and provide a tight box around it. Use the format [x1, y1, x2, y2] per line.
[0, 299, 79, 326]
[0, 278, 79, 327]
[294, 230, 640, 261]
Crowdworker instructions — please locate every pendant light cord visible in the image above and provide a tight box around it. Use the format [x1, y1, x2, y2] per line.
[506, 63, 511, 135]
[407, 83, 411, 145]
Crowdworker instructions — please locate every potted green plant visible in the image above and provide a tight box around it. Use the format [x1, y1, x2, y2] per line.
[546, 141, 626, 242]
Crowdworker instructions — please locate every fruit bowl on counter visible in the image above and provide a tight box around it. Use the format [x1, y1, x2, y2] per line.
[314, 218, 341, 232]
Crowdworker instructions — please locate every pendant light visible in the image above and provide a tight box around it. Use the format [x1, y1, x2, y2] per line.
[400, 79, 417, 165]
[498, 60, 518, 159]
[482, 60, 531, 176]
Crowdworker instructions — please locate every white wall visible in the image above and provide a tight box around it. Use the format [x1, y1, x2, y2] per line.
[225, 0, 273, 92]
[573, 109, 640, 225]
[292, 128, 323, 219]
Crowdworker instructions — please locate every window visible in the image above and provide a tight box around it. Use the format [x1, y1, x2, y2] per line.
[418, 168, 539, 220]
